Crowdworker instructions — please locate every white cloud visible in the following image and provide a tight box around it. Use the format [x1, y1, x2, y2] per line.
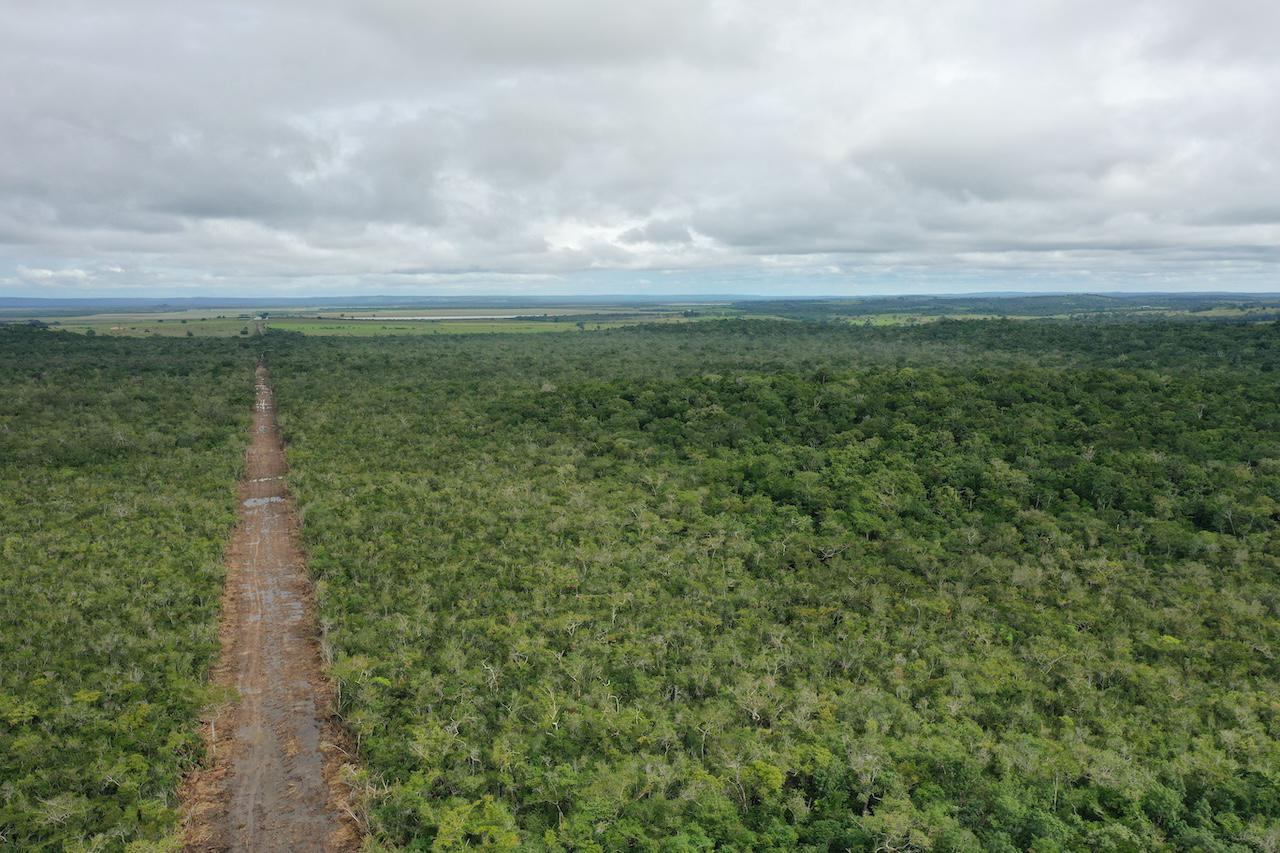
[16, 266, 92, 285]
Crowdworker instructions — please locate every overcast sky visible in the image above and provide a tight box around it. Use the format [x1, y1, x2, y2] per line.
[2, 0, 1278, 297]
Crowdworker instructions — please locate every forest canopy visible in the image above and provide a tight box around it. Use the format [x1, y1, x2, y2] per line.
[0, 328, 255, 850]
[1, 316, 1278, 851]
[263, 318, 1280, 852]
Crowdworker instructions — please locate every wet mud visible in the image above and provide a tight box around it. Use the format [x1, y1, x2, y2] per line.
[183, 365, 357, 852]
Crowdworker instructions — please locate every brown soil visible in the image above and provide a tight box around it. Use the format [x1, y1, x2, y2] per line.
[183, 365, 359, 852]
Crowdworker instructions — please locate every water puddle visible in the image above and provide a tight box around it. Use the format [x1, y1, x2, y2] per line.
[242, 496, 285, 508]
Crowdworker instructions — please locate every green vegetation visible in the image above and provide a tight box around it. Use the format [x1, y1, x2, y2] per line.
[269, 316, 728, 336]
[33, 315, 261, 338]
[8, 294, 1279, 340]
[0, 328, 256, 850]
[3, 311, 1279, 851]
[264, 318, 1280, 851]
[731, 294, 1280, 323]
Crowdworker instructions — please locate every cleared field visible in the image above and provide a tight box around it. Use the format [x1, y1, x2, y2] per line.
[269, 318, 621, 336]
[269, 315, 737, 336]
[42, 316, 260, 337]
[29, 301, 1279, 342]
[314, 306, 684, 319]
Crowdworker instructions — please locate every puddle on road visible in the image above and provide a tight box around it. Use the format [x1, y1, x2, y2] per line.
[242, 496, 285, 508]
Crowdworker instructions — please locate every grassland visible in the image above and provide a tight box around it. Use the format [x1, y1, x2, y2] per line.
[30, 308, 716, 338]
[268, 318, 627, 336]
[36, 314, 261, 337]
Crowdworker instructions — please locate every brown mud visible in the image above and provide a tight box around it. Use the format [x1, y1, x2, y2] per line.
[183, 365, 358, 852]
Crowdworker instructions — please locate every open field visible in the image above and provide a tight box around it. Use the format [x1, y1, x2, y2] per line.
[29, 314, 262, 337]
[9, 293, 1278, 339]
[32, 312, 756, 338]
[269, 318, 629, 336]
[269, 314, 765, 336]
[311, 306, 698, 319]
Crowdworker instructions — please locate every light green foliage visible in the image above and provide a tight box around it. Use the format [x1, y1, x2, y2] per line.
[266, 319, 1280, 851]
[0, 328, 256, 849]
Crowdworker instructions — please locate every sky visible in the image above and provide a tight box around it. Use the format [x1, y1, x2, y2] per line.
[2, 0, 1278, 298]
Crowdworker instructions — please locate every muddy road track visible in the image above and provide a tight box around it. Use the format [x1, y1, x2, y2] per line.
[184, 365, 357, 852]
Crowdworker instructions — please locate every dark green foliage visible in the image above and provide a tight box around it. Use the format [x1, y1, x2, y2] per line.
[0, 328, 256, 850]
[264, 319, 1280, 851]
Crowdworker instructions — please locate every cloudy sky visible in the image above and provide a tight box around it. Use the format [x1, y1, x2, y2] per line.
[2, 0, 1278, 297]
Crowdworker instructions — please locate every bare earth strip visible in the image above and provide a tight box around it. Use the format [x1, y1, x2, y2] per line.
[183, 365, 358, 852]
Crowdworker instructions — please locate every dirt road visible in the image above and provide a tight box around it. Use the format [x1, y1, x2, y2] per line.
[184, 365, 356, 852]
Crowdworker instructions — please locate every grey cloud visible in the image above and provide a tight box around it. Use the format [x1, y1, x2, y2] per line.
[1, 0, 1278, 295]
[356, 0, 754, 68]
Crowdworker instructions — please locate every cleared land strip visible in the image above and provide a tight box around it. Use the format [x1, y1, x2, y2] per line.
[183, 365, 357, 852]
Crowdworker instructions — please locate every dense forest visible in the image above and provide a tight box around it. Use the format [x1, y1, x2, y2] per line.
[2, 317, 1278, 851]
[263, 319, 1280, 851]
[0, 328, 255, 850]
